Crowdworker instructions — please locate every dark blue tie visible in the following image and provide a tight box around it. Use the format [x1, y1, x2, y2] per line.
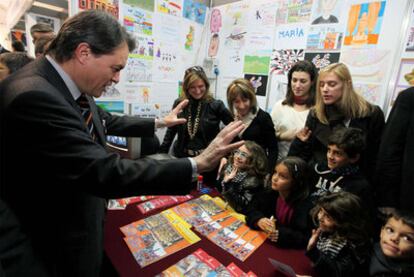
[77, 94, 96, 141]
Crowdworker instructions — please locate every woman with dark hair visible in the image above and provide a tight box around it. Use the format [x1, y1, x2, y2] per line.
[245, 156, 314, 248]
[159, 66, 233, 180]
[271, 60, 318, 160]
[227, 78, 278, 171]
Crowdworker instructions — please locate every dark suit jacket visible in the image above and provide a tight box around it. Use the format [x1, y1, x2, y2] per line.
[375, 87, 414, 212]
[239, 108, 278, 171]
[0, 57, 193, 276]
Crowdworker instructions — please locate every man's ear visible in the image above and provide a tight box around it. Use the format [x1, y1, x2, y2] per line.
[74, 42, 91, 65]
[349, 153, 360, 164]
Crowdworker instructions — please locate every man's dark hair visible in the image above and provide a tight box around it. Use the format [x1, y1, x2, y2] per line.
[328, 127, 366, 159]
[47, 10, 135, 63]
[0, 52, 34, 74]
[30, 23, 54, 37]
[35, 35, 55, 56]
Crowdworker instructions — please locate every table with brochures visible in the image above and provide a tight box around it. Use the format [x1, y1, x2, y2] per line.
[104, 191, 317, 277]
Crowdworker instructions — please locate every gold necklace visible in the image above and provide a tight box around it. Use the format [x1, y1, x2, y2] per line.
[187, 101, 202, 140]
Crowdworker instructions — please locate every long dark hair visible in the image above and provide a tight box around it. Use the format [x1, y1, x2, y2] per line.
[311, 192, 371, 243]
[283, 60, 318, 107]
[47, 10, 135, 62]
[275, 156, 310, 205]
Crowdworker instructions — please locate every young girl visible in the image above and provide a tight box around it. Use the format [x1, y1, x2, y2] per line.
[219, 141, 268, 213]
[306, 191, 372, 277]
[245, 156, 313, 248]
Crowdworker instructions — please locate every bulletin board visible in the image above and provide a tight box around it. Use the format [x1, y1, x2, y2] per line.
[202, 0, 412, 115]
[69, 0, 209, 140]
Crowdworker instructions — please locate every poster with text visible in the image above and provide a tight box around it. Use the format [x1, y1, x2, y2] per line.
[247, 0, 279, 29]
[306, 25, 343, 50]
[123, 4, 153, 36]
[274, 23, 307, 50]
[156, 0, 183, 17]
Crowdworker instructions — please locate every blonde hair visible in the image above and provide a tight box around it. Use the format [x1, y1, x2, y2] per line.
[181, 70, 213, 101]
[315, 63, 373, 124]
[226, 78, 258, 117]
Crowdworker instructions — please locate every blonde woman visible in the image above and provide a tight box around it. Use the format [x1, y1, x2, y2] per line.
[288, 63, 384, 181]
[227, 78, 278, 171]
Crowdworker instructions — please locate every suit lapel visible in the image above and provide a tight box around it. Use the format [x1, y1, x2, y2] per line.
[38, 57, 106, 146]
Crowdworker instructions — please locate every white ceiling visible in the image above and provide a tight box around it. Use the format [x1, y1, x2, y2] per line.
[14, 0, 68, 31]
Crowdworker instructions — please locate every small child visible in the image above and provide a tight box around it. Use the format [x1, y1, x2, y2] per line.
[245, 156, 313, 248]
[219, 141, 268, 213]
[370, 209, 414, 276]
[306, 191, 371, 277]
[312, 127, 374, 213]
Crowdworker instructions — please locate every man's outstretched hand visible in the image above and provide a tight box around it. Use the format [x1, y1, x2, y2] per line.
[194, 121, 245, 173]
[157, 99, 189, 128]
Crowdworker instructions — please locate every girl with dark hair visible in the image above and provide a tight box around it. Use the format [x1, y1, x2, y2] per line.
[245, 156, 314, 248]
[271, 60, 318, 160]
[306, 191, 372, 277]
[218, 141, 268, 213]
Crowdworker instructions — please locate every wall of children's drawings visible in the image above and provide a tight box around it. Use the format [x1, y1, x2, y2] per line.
[204, 0, 412, 115]
[69, 0, 208, 139]
[68, 0, 413, 143]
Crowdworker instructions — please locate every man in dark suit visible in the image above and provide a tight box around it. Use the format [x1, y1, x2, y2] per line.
[375, 87, 414, 213]
[0, 10, 244, 277]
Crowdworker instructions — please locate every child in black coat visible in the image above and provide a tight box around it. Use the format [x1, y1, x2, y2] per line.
[311, 127, 375, 217]
[306, 191, 372, 277]
[370, 209, 414, 276]
[245, 156, 313, 248]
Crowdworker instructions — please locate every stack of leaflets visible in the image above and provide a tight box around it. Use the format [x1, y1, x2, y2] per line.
[171, 195, 267, 261]
[156, 248, 257, 276]
[108, 195, 157, 210]
[120, 210, 200, 267]
[137, 195, 193, 214]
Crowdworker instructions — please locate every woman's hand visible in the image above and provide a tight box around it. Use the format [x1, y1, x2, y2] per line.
[296, 127, 311, 142]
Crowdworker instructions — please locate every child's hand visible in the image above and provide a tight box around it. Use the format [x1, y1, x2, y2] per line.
[307, 228, 321, 251]
[223, 167, 237, 182]
[296, 127, 311, 142]
[258, 217, 278, 242]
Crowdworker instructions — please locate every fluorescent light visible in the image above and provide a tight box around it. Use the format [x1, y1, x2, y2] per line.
[32, 1, 68, 13]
